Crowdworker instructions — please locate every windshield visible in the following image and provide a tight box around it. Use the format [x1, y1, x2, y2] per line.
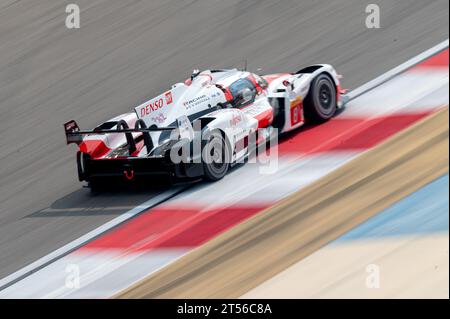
[228, 78, 257, 108]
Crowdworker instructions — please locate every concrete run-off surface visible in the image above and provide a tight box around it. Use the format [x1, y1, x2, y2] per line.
[244, 174, 449, 299]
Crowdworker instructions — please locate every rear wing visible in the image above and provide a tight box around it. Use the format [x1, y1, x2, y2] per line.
[64, 116, 193, 154]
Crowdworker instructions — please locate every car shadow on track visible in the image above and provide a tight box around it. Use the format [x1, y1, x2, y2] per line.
[25, 183, 173, 218]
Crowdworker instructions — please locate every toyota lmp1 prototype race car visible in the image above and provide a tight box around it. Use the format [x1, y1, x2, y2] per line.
[64, 64, 345, 187]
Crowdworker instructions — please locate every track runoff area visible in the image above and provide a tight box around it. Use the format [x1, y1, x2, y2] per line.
[0, 40, 448, 298]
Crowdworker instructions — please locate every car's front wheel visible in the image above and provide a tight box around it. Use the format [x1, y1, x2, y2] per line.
[304, 73, 337, 122]
[202, 130, 230, 181]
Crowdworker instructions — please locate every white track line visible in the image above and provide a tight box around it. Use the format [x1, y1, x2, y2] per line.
[346, 39, 449, 100]
[0, 186, 188, 291]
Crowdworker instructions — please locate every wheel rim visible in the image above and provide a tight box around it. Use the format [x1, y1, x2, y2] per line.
[314, 77, 336, 117]
[205, 134, 228, 176]
[210, 144, 223, 169]
[318, 82, 332, 110]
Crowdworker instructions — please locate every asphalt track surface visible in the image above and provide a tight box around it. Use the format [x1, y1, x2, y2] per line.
[0, 0, 448, 279]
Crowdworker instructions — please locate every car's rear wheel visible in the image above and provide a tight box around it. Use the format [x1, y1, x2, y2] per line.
[202, 130, 230, 181]
[304, 73, 337, 122]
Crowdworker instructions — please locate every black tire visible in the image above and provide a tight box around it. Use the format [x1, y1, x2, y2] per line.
[304, 73, 337, 122]
[202, 130, 230, 181]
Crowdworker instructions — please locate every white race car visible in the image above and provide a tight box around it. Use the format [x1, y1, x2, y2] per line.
[64, 65, 344, 186]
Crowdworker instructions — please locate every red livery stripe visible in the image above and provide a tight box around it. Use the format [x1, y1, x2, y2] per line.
[277, 112, 431, 155]
[412, 48, 449, 69]
[79, 140, 111, 158]
[82, 205, 268, 252]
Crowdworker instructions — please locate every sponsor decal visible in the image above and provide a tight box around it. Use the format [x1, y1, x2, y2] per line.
[136, 90, 174, 119]
[139, 97, 164, 118]
[243, 103, 267, 116]
[151, 113, 167, 124]
[230, 113, 242, 126]
[183, 94, 210, 110]
[165, 91, 173, 104]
